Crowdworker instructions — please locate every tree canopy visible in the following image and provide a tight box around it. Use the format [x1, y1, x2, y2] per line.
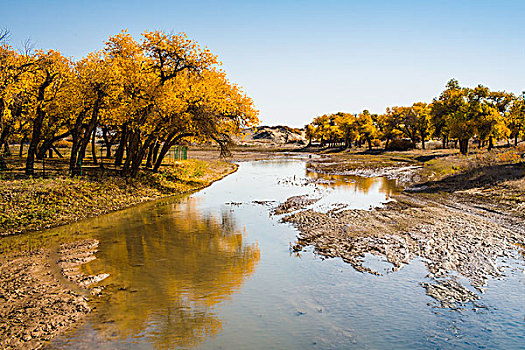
[0, 29, 259, 176]
[305, 79, 524, 154]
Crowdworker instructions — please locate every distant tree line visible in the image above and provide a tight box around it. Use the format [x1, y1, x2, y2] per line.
[0, 29, 259, 177]
[306, 79, 525, 154]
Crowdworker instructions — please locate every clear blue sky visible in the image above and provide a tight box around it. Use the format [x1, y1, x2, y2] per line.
[2, 0, 524, 127]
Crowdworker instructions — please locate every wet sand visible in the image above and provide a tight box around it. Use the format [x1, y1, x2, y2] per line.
[0, 240, 100, 349]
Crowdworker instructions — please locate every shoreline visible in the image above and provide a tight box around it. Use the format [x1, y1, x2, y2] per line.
[0, 159, 238, 350]
[0, 160, 238, 237]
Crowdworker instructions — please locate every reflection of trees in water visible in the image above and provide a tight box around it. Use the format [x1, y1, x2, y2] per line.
[251, 159, 299, 167]
[0, 224, 92, 255]
[305, 170, 398, 196]
[378, 178, 398, 199]
[83, 198, 260, 349]
[147, 300, 222, 349]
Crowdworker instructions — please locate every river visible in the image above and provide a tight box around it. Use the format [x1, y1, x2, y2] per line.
[4, 157, 524, 349]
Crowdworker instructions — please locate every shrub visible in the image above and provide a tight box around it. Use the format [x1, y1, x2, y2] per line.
[386, 139, 413, 151]
[470, 148, 522, 168]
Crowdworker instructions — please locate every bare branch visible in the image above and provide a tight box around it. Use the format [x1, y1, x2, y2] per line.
[21, 37, 35, 55]
[0, 27, 10, 43]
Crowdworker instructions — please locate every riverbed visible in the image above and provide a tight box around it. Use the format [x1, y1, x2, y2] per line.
[3, 157, 524, 349]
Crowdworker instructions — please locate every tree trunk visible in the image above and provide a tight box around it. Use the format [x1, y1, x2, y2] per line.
[152, 141, 160, 165]
[19, 135, 27, 157]
[71, 105, 102, 175]
[153, 141, 172, 172]
[384, 137, 390, 150]
[114, 123, 127, 167]
[122, 129, 146, 177]
[129, 136, 155, 177]
[3, 140, 10, 156]
[102, 127, 109, 158]
[411, 137, 417, 149]
[0, 122, 11, 170]
[121, 132, 136, 175]
[69, 136, 81, 175]
[68, 110, 85, 175]
[26, 71, 55, 176]
[102, 127, 115, 158]
[25, 110, 44, 176]
[91, 128, 98, 165]
[459, 138, 469, 155]
[71, 125, 95, 175]
[0, 124, 11, 154]
[488, 136, 494, 151]
[37, 130, 70, 160]
[51, 145, 63, 158]
[145, 141, 156, 168]
[152, 132, 194, 172]
[421, 138, 426, 150]
[344, 136, 351, 149]
[69, 91, 104, 175]
[123, 131, 157, 178]
[0, 100, 5, 170]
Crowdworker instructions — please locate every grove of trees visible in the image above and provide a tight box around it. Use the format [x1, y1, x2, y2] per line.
[0, 29, 259, 177]
[307, 79, 525, 154]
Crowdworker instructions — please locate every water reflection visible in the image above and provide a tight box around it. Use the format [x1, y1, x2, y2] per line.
[301, 168, 400, 212]
[305, 169, 399, 197]
[0, 225, 92, 255]
[51, 197, 260, 349]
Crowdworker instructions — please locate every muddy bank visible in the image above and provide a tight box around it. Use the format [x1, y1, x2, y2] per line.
[304, 151, 421, 184]
[0, 160, 237, 236]
[272, 195, 320, 215]
[307, 164, 422, 185]
[282, 193, 524, 307]
[0, 239, 102, 349]
[278, 149, 525, 307]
